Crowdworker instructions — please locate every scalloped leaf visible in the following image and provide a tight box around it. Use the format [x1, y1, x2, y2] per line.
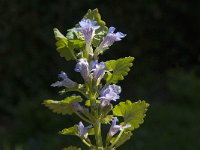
[113, 100, 149, 130]
[66, 28, 84, 40]
[102, 115, 113, 124]
[54, 28, 85, 61]
[59, 125, 95, 136]
[83, 8, 108, 47]
[110, 131, 132, 148]
[59, 125, 78, 136]
[105, 57, 134, 84]
[62, 146, 81, 150]
[43, 96, 82, 115]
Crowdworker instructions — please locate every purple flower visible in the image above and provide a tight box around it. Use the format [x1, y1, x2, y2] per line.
[99, 84, 121, 106]
[90, 59, 98, 70]
[76, 19, 100, 48]
[91, 60, 107, 84]
[72, 102, 83, 112]
[75, 58, 90, 82]
[51, 71, 77, 88]
[98, 27, 126, 52]
[78, 121, 92, 138]
[108, 117, 131, 137]
[108, 117, 121, 137]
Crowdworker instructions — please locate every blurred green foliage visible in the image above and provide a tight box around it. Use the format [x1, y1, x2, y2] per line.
[0, 0, 200, 149]
[167, 70, 200, 105]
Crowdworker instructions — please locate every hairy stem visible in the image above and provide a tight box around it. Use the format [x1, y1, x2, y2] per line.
[94, 120, 103, 149]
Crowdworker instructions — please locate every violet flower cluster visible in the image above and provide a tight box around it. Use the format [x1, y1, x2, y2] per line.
[51, 18, 129, 139]
[44, 9, 149, 150]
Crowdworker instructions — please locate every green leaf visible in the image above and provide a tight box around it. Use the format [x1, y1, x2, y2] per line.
[83, 8, 108, 47]
[110, 131, 132, 148]
[85, 100, 90, 107]
[59, 125, 94, 136]
[113, 100, 149, 130]
[102, 115, 113, 124]
[54, 28, 66, 40]
[105, 57, 134, 84]
[88, 128, 95, 135]
[66, 28, 84, 40]
[54, 28, 75, 61]
[62, 146, 81, 150]
[85, 99, 100, 107]
[59, 125, 78, 136]
[43, 95, 82, 115]
[53, 28, 85, 61]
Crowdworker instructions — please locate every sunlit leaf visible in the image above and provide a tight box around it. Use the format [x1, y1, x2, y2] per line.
[113, 100, 149, 130]
[54, 28, 85, 61]
[43, 96, 82, 115]
[102, 115, 113, 124]
[66, 28, 84, 40]
[59, 125, 78, 136]
[105, 57, 134, 84]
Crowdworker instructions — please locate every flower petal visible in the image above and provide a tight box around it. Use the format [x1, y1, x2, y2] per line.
[51, 71, 77, 88]
[97, 27, 126, 51]
[99, 84, 121, 106]
[78, 121, 92, 138]
[75, 59, 89, 82]
[76, 19, 100, 47]
[109, 117, 122, 137]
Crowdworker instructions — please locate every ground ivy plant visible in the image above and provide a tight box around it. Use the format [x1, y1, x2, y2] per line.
[43, 9, 149, 150]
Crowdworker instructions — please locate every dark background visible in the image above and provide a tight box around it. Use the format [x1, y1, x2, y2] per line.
[1, 0, 200, 149]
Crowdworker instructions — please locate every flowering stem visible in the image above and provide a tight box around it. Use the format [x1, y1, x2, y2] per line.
[84, 45, 90, 59]
[90, 97, 103, 148]
[94, 120, 103, 148]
